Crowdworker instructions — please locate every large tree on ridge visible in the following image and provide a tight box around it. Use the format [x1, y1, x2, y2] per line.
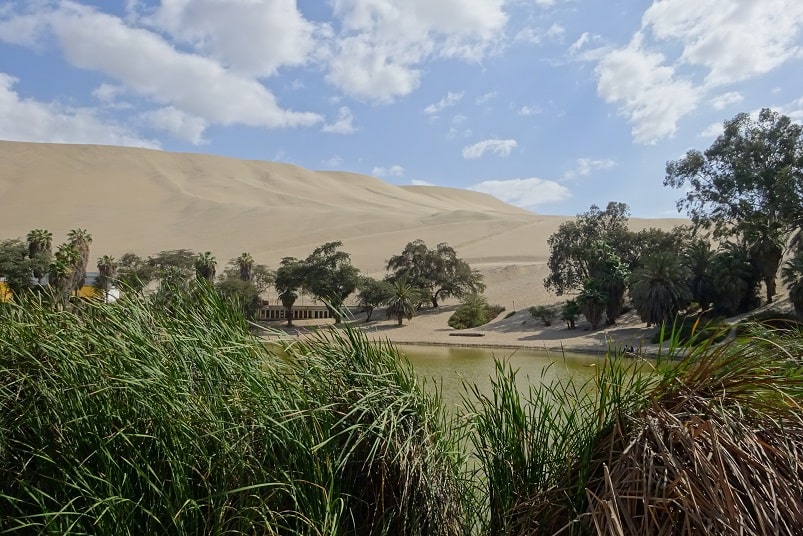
[386, 239, 484, 308]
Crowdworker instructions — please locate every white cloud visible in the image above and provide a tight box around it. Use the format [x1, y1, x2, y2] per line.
[462, 138, 517, 159]
[709, 91, 743, 110]
[546, 23, 565, 40]
[322, 106, 357, 134]
[140, 106, 208, 145]
[563, 157, 616, 180]
[595, 33, 698, 144]
[0, 2, 322, 132]
[517, 105, 540, 116]
[327, 0, 508, 101]
[698, 121, 723, 139]
[475, 91, 498, 105]
[372, 165, 405, 177]
[146, 0, 319, 78]
[424, 91, 464, 115]
[642, 0, 803, 88]
[590, 0, 803, 144]
[91, 83, 126, 104]
[447, 127, 472, 139]
[0, 73, 159, 148]
[469, 177, 570, 208]
[411, 178, 434, 186]
[452, 114, 467, 124]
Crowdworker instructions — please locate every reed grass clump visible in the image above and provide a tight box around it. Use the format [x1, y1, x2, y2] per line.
[465, 326, 803, 535]
[0, 286, 468, 535]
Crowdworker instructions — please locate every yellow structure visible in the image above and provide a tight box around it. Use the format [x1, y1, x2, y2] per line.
[0, 273, 117, 302]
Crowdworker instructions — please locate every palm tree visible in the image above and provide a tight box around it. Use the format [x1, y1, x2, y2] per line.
[781, 250, 803, 317]
[236, 252, 254, 282]
[194, 252, 217, 283]
[279, 289, 297, 327]
[67, 229, 92, 295]
[26, 229, 53, 281]
[97, 255, 118, 302]
[384, 278, 420, 326]
[629, 252, 691, 326]
[711, 242, 757, 316]
[50, 243, 81, 306]
[747, 228, 784, 303]
[683, 239, 716, 309]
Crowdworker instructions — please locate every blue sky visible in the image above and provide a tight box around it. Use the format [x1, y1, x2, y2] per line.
[1, 0, 802, 218]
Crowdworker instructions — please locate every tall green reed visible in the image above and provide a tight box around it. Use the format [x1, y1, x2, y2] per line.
[0, 285, 469, 535]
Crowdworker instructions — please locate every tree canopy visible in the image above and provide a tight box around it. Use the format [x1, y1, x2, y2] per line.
[665, 109, 803, 303]
[386, 239, 484, 308]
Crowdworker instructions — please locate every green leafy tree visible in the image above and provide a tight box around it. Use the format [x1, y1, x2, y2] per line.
[665, 109, 803, 303]
[67, 229, 92, 294]
[356, 276, 392, 322]
[216, 277, 262, 320]
[384, 278, 423, 326]
[301, 241, 360, 324]
[448, 293, 505, 329]
[544, 202, 632, 323]
[0, 239, 33, 297]
[386, 240, 484, 308]
[117, 252, 155, 294]
[148, 249, 196, 280]
[628, 251, 691, 326]
[194, 252, 217, 283]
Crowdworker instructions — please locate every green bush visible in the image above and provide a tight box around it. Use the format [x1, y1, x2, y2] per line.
[528, 305, 555, 326]
[448, 294, 504, 329]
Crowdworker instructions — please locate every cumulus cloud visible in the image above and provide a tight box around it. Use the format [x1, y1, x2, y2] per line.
[146, 0, 319, 77]
[0, 73, 159, 148]
[563, 157, 616, 180]
[0, 2, 322, 135]
[411, 178, 434, 186]
[140, 106, 209, 145]
[424, 91, 464, 115]
[327, 0, 508, 101]
[469, 177, 570, 208]
[322, 106, 357, 134]
[642, 0, 803, 88]
[372, 165, 405, 177]
[595, 33, 698, 144]
[709, 91, 743, 110]
[591, 0, 803, 144]
[462, 138, 517, 159]
[475, 91, 498, 105]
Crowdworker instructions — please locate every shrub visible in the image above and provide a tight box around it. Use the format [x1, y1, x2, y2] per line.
[528, 305, 555, 326]
[448, 294, 504, 330]
[649, 314, 729, 345]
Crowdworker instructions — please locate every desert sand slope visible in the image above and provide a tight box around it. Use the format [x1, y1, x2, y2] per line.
[0, 140, 689, 348]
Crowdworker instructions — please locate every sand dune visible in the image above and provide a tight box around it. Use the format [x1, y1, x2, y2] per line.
[0, 140, 691, 352]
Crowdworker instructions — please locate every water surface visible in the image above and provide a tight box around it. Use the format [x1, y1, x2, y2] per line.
[399, 345, 604, 412]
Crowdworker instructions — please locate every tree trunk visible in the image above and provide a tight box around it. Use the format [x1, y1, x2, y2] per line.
[285, 307, 293, 326]
[397, 315, 403, 326]
[765, 276, 776, 303]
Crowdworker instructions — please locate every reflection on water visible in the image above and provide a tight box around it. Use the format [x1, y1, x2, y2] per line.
[399, 345, 605, 412]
